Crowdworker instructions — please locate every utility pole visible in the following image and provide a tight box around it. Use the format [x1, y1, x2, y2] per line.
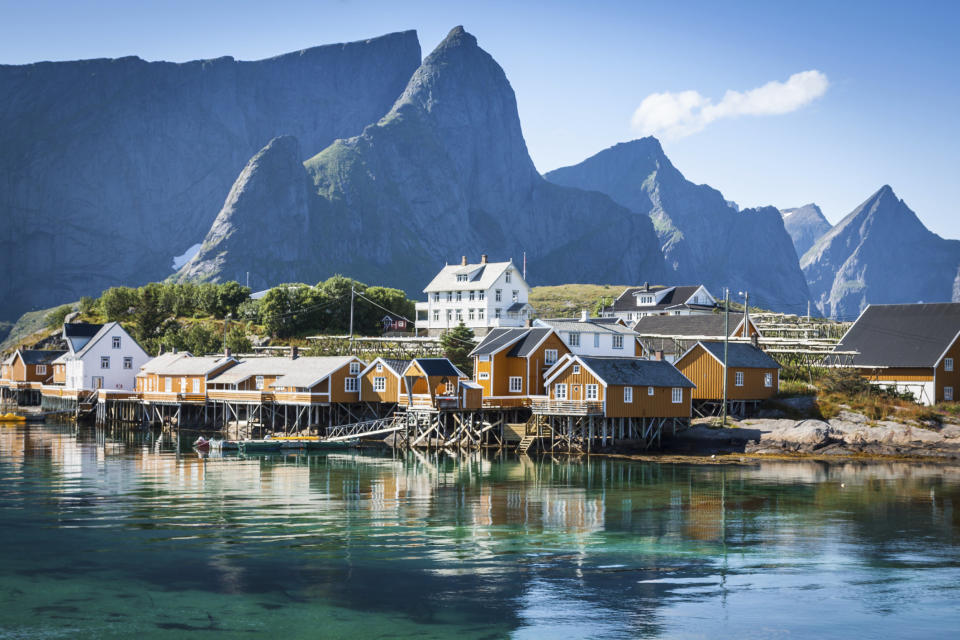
[742, 291, 749, 335]
[223, 313, 231, 355]
[246, 271, 249, 289]
[807, 300, 811, 320]
[722, 288, 729, 427]
[348, 287, 355, 354]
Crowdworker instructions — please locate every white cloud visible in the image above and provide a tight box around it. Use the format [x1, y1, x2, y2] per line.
[631, 70, 829, 139]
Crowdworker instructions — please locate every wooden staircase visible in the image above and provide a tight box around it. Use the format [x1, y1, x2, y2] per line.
[517, 434, 537, 455]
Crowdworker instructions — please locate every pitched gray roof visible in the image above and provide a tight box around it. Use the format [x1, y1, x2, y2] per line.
[835, 303, 960, 368]
[470, 328, 528, 357]
[579, 357, 694, 388]
[412, 358, 462, 377]
[538, 318, 637, 335]
[506, 328, 552, 357]
[633, 314, 740, 337]
[506, 302, 533, 312]
[423, 260, 523, 293]
[607, 285, 713, 313]
[697, 341, 780, 369]
[18, 349, 67, 365]
[383, 359, 412, 376]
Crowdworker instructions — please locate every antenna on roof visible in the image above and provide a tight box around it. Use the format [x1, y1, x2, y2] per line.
[523, 251, 527, 280]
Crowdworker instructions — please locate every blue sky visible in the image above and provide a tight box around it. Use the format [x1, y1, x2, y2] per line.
[3, 0, 958, 238]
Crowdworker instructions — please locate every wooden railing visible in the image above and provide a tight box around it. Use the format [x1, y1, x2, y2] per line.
[207, 389, 274, 403]
[481, 397, 530, 409]
[529, 400, 604, 415]
[272, 392, 331, 405]
[140, 391, 207, 404]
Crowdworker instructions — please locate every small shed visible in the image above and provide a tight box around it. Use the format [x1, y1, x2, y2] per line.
[675, 341, 780, 401]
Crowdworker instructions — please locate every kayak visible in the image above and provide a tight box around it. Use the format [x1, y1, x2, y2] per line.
[0, 412, 26, 422]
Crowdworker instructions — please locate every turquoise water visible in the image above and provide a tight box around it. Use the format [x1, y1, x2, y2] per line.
[1, 424, 958, 639]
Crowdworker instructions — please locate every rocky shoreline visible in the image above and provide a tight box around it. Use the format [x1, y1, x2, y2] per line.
[659, 410, 960, 460]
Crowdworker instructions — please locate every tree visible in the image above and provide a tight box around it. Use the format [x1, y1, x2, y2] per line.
[216, 281, 251, 318]
[79, 296, 99, 317]
[45, 304, 75, 330]
[100, 287, 138, 321]
[224, 323, 252, 354]
[441, 322, 476, 376]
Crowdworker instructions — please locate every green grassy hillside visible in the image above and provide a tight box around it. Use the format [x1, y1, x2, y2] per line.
[529, 284, 627, 318]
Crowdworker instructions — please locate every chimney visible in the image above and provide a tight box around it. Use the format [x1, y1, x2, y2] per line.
[751, 334, 759, 348]
[461, 255, 468, 266]
[290, 346, 299, 360]
[225, 348, 232, 359]
[643, 282, 650, 291]
[654, 350, 664, 361]
[580, 309, 588, 322]
[480, 254, 488, 264]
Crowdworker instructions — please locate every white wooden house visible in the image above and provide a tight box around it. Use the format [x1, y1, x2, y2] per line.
[60, 322, 150, 391]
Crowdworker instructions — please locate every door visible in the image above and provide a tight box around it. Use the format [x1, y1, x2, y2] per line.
[571, 384, 582, 401]
[92, 377, 104, 390]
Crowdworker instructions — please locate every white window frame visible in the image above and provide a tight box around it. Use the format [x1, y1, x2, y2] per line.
[572, 364, 581, 374]
[468, 308, 475, 321]
[544, 349, 558, 365]
[495, 308, 501, 319]
[349, 362, 361, 375]
[478, 291, 485, 301]
[433, 310, 440, 322]
[36, 364, 47, 375]
[495, 289, 502, 302]
[376, 362, 383, 372]
[624, 386, 633, 403]
[112, 336, 121, 349]
[456, 274, 467, 282]
[469, 290, 475, 301]
[593, 333, 600, 348]
[180, 377, 187, 392]
[585, 384, 598, 400]
[735, 371, 744, 387]
[946, 358, 954, 372]
[568, 332, 580, 347]
[100, 356, 110, 369]
[345, 376, 359, 393]
[478, 308, 485, 320]
[373, 377, 386, 392]
[192, 379, 200, 394]
[165, 377, 172, 393]
[555, 383, 568, 400]
[509, 376, 523, 393]
[505, 271, 512, 283]
[612, 335, 624, 350]
[255, 375, 264, 391]
[764, 372, 773, 387]
[478, 372, 490, 380]
[672, 387, 683, 404]
[648, 386, 655, 396]
[123, 357, 133, 370]
[456, 291, 462, 302]
[945, 387, 954, 402]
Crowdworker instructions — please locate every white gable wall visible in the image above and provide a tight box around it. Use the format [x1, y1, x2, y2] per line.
[64, 324, 150, 390]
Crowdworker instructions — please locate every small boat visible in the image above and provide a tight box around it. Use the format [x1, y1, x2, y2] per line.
[0, 412, 26, 423]
[193, 436, 211, 452]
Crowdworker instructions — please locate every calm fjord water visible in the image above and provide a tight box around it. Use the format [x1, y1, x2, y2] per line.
[1, 424, 958, 639]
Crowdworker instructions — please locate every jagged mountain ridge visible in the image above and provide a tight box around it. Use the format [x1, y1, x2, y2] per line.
[0, 31, 421, 319]
[780, 203, 832, 257]
[178, 27, 666, 292]
[801, 185, 960, 318]
[545, 138, 811, 314]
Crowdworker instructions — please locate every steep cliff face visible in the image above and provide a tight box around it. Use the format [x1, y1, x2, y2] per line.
[0, 31, 421, 319]
[780, 203, 832, 257]
[801, 185, 960, 318]
[181, 27, 666, 292]
[545, 138, 811, 313]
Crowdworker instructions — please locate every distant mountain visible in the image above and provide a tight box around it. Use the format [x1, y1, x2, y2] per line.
[0, 31, 421, 320]
[801, 185, 960, 318]
[780, 203, 831, 257]
[178, 27, 666, 292]
[545, 138, 810, 313]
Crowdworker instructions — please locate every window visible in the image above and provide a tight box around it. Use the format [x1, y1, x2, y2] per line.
[434, 293, 440, 302]
[478, 308, 485, 320]
[478, 371, 490, 380]
[112, 336, 121, 349]
[192, 379, 200, 394]
[456, 291, 462, 302]
[946, 387, 954, 402]
[35, 364, 47, 375]
[456, 274, 468, 282]
[568, 332, 580, 347]
[100, 356, 110, 369]
[586, 384, 598, 400]
[433, 310, 440, 322]
[256, 376, 264, 390]
[349, 362, 361, 375]
[509, 376, 523, 393]
[447, 310, 453, 321]
[505, 271, 512, 283]
[946, 358, 955, 372]
[478, 355, 490, 362]
[478, 291, 485, 301]
[374, 377, 386, 392]
[469, 290, 475, 301]
[544, 349, 558, 365]
[447, 292, 453, 302]
[594, 333, 600, 348]
[648, 386, 655, 396]
[672, 387, 683, 404]
[764, 373, 773, 387]
[612, 335, 624, 350]
[376, 362, 383, 372]
[555, 383, 568, 400]
[468, 308, 475, 321]
[165, 377, 172, 392]
[456, 310, 463, 321]
[123, 357, 132, 370]
[512, 290, 519, 302]
[180, 377, 187, 392]
[624, 387, 633, 403]
[495, 289, 502, 302]
[572, 364, 581, 374]
[735, 371, 744, 387]
[495, 308, 501, 319]
[345, 376, 359, 392]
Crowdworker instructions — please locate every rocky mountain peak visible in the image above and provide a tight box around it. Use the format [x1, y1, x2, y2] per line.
[780, 203, 831, 257]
